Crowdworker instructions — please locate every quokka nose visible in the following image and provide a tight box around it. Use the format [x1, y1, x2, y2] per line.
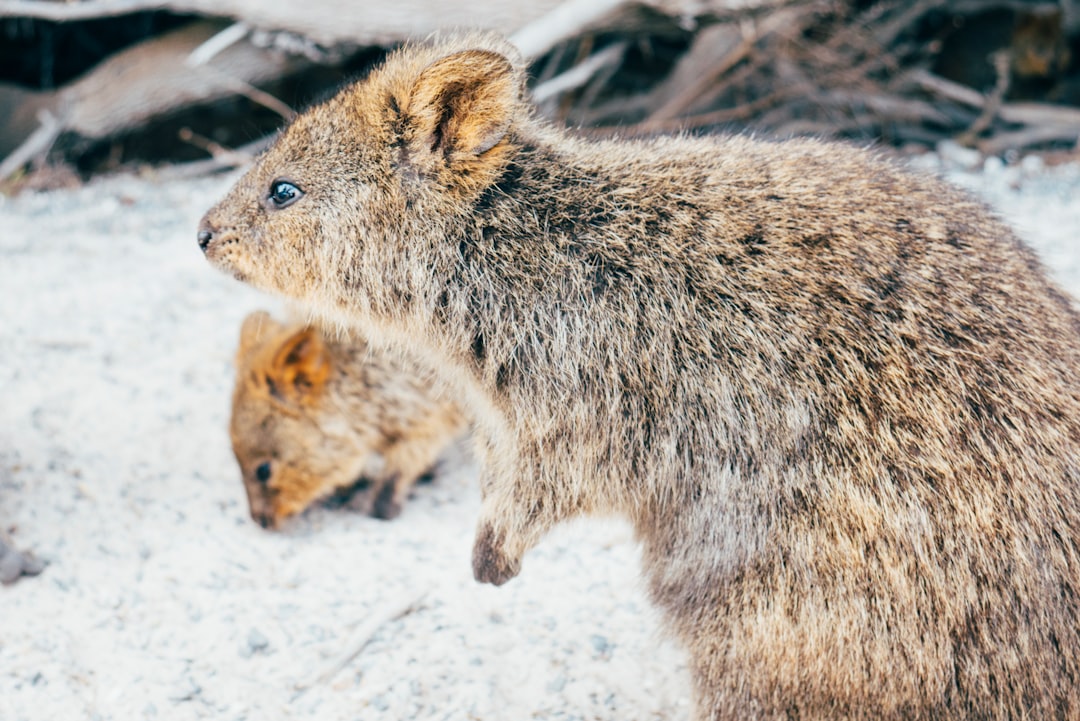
[197, 227, 213, 251]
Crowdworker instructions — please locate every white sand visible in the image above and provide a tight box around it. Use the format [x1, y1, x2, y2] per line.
[2, 153, 1079, 720]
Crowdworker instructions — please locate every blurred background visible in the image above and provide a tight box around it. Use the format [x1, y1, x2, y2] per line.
[1, 0, 1079, 190]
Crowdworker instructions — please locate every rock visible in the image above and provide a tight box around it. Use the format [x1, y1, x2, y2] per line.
[0, 537, 45, 585]
[241, 628, 270, 657]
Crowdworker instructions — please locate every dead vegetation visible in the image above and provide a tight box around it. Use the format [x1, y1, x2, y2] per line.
[1, 0, 1078, 186]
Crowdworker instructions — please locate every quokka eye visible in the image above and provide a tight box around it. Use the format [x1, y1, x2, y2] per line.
[255, 461, 273, 484]
[267, 179, 303, 209]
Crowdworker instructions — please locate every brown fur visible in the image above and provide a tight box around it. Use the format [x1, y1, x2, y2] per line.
[230, 310, 466, 527]
[201, 33, 1080, 719]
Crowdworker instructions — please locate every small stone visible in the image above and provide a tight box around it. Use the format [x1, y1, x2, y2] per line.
[589, 634, 611, 655]
[0, 544, 45, 584]
[243, 628, 270, 657]
[547, 674, 568, 693]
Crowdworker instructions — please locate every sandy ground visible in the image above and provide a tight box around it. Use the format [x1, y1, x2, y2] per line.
[2, 151, 1079, 721]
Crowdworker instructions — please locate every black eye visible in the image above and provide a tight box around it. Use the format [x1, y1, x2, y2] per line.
[255, 461, 272, 484]
[267, 180, 303, 209]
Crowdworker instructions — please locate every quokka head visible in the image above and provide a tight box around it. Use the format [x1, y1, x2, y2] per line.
[229, 311, 374, 529]
[198, 34, 528, 319]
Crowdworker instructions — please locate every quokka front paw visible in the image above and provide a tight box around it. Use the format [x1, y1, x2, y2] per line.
[372, 481, 404, 520]
[472, 523, 521, 586]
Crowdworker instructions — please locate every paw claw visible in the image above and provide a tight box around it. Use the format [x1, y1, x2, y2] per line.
[372, 481, 403, 520]
[472, 524, 521, 586]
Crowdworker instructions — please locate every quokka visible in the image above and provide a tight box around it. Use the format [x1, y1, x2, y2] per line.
[230, 311, 465, 527]
[200, 32, 1080, 719]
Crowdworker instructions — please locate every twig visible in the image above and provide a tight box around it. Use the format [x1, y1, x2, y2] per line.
[569, 42, 627, 122]
[646, 26, 755, 123]
[822, 89, 954, 126]
[533, 38, 571, 86]
[186, 21, 250, 67]
[978, 125, 1080, 156]
[871, 0, 946, 47]
[957, 49, 1010, 146]
[195, 65, 296, 121]
[604, 88, 793, 136]
[291, 587, 431, 698]
[996, 103, 1080, 130]
[509, 0, 627, 59]
[532, 42, 627, 104]
[909, 69, 1080, 128]
[906, 69, 985, 108]
[151, 135, 272, 179]
[0, 0, 171, 20]
[647, 4, 812, 124]
[178, 127, 252, 165]
[0, 109, 62, 181]
[628, 23, 743, 120]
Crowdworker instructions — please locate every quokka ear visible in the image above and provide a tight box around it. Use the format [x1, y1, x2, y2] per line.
[403, 49, 519, 163]
[237, 311, 281, 362]
[267, 326, 331, 403]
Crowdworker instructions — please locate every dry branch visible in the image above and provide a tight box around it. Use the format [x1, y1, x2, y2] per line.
[3, 0, 1080, 179]
[0, 20, 307, 177]
[909, 70, 1080, 131]
[0, 0, 792, 47]
[978, 125, 1080, 155]
[511, 0, 629, 59]
[533, 42, 630, 103]
[0, 110, 60, 181]
[293, 587, 431, 696]
[151, 135, 271, 179]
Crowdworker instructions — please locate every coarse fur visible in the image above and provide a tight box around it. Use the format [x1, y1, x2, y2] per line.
[230, 310, 466, 527]
[200, 32, 1080, 719]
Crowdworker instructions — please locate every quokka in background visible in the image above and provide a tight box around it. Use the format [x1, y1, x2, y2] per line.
[230, 311, 466, 528]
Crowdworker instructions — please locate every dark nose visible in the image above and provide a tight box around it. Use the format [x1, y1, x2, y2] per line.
[255, 512, 278, 530]
[197, 227, 213, 252]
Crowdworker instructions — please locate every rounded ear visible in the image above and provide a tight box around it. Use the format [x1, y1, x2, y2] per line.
[267, 326, 332, 403]
[403, 49, 520, 162]
[237, 311, 282, 362]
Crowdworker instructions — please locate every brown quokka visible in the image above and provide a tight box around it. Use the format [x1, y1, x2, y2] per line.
[230, 310, 466, 527]
[200, 32, 1080, 719]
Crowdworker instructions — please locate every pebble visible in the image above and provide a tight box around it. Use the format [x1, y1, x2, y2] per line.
[242, 628, 270, 657]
